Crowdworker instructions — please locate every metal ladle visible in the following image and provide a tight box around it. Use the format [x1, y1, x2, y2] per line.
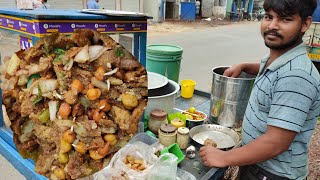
[174, 108, 200, 117]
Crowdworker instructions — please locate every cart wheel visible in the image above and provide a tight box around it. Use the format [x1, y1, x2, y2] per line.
[257, 15, 263, 21]
[251, 13, 257, 21]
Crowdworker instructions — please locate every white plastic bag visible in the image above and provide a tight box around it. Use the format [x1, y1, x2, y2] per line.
[147, 153, 178, 180]
[94, 141, 158, 180]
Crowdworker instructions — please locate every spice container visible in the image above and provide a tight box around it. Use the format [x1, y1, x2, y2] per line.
[177, 127, 189, 149]
[158, 124, 177, 147]
[170, 118, 185, 129]
[148, 109, 167, 135]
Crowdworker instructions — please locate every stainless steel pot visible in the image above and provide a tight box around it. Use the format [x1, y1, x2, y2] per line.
[145, 79, 180, 117]
[210, 66, 256, 128]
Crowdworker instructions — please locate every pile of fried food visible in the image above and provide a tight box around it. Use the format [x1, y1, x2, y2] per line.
[123, 155, 146, 172]
[0, 29, 147, 180]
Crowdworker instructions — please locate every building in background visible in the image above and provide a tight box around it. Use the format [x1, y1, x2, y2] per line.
[1, 0, 142, 12]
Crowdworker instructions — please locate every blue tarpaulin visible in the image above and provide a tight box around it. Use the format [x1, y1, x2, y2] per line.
[313, 0, 320, 22]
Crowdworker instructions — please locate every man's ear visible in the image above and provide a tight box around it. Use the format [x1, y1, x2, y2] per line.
[302, 16, 313, 33]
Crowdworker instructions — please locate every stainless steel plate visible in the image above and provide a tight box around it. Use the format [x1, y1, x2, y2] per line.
[189, 124, 241, 149]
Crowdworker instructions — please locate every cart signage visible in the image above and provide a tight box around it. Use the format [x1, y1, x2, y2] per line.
[36, 21, 147, 35]
[0, 15, 147, 36]
[19, 35, 33, 50]
[0, 15, 35, 34]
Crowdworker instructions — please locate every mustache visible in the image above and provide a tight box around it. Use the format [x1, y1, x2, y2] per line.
[264, 30, 283, 38]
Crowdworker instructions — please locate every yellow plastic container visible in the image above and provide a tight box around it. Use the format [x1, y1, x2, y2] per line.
[180, 80, 196, 98]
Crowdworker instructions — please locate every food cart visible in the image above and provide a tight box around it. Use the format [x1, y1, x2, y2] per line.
[0, 8, 227, 180]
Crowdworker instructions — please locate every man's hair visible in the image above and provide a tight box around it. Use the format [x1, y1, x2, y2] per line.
[43, 0, 47, 2]
[263, 0, 317, 20]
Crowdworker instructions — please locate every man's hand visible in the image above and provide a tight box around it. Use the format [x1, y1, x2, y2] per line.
[223, 64, 244, 78]
[223, 63, 260, 77]
[199, 146, 229, 168]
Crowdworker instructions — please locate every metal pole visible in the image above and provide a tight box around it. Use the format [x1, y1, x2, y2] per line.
[139, 0, 141, 12]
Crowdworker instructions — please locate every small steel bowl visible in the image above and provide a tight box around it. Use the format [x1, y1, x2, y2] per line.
[183, 110, 207, 129]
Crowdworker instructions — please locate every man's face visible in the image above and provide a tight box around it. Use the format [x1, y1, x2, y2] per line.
[260, 10, 309, 50]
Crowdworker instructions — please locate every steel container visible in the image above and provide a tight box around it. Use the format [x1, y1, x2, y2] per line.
[210, 66, 256, 128]
[146, 79, 180, 117]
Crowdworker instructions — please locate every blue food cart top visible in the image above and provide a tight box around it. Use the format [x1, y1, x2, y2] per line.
[0, 8, 151, 20]
[0, 8, 150, 38]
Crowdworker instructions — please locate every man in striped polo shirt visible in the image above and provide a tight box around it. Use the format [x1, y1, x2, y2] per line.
[200, 0, 320, 179]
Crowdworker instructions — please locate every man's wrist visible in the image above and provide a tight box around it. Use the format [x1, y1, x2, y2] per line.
[222, 150, 233, 167]
[240, 63, 247, 73]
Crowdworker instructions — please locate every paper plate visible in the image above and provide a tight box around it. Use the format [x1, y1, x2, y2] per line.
[147, 72, 168, 90]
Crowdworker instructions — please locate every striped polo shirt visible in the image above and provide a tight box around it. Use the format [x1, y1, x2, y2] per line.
[242, 43, 320, 180]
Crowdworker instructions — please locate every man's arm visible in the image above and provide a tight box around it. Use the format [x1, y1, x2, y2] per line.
[223, 62, 260, 78]
[200, 126, 297, 167]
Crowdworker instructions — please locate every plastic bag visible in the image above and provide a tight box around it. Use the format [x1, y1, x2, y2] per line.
[94, 141, 158, 180]
[147, 153, 178, 180]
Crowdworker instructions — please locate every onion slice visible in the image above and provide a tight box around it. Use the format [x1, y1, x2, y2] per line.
[74, 45, 89, 63]
[63, 59, 74, 71]
[88, 46, 108, 62]
[48, 101, 58, 121]
[106, 79, 110, 91]
[2, 105, 11, 128]
[104, 68, 118, 76]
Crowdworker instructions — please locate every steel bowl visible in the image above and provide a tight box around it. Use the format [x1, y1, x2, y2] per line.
[183, 110, 207, 129]
[189, 124, 241, 150]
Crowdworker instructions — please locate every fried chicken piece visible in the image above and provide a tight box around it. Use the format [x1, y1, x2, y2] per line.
[65, 152, 85, 179]
[35, 151, 56, 175]
[204, 138, 217, 147]
[71, 29, 94, 47]
[110, 106, 131, 133]
[127, 100, 147, 134]
[120, 60, 141, 71]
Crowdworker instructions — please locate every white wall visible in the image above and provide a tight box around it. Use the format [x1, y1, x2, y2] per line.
[0, 0, 16, 8]
[0, 0, 141, 11]
[143, 0, 163, 23]
[49, 0, 84, 9]
[100, 0, 142, 12]
[99, 0, 116, 10]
